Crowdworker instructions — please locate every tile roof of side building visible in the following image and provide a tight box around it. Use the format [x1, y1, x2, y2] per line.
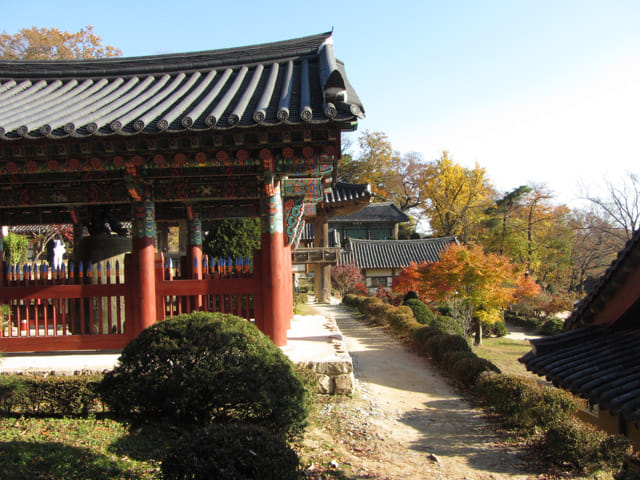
[520, 229, 640, 426]
[330, 202, 409, 223]
[565, 229, 640, 329]
[0, 32, 364, 140]
[340, 237, 458, 269]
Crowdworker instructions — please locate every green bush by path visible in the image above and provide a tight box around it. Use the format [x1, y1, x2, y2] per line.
[476, 373, 577, 431]
[403, 298, 435, 325]
[431, 315, 464, 336]
[540, 418, 631, 474]
[99, 312, 309, 437]
[161, 423, 300, 480]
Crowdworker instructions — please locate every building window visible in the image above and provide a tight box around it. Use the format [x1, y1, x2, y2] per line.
[369, 277, 388, 288]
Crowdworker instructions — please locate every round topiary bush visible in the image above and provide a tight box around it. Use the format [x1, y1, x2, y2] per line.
[539, 317, 564, 336]
[450, 355, 500, 387]
[403, 299, 435, 325]
[98, 312, 309, 436]
[161, 423, 300, 480]
[431, 315, 464, 336]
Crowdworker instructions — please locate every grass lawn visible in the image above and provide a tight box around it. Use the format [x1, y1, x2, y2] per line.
[472, 336, 537, 378]
[0, 416, 175, 479]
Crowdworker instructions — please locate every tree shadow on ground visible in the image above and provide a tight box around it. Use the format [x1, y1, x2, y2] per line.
[399, 399, 541, 477]
[0, 440, 138, 480]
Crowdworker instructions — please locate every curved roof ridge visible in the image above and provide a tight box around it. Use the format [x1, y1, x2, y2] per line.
[0, 32, 333, 78]
[349, 236, 458, 244]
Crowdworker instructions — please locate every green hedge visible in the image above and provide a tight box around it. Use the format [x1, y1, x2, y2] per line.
[540, 418, 631, 474]
[539, 318, 564, 336]
[0, 374, 103, 416]
[476, 373, 577, 431]
[403, 299, 435, 325]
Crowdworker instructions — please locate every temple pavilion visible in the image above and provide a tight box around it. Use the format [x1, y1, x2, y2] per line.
[0, 32, 364, 351]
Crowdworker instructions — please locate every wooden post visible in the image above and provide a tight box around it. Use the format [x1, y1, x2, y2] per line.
[260, 179, 288, 346]
[131, 194, 157, 334]
[313, 214, 331, 303]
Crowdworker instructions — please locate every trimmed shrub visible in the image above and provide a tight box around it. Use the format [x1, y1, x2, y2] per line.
[541, 418, 631, 474]
[431, 315, 464, 336]
[424, 334, 470, 363]
[99, 312, 309, 436]
[404, 299, 436, 325]
[387, 307, 421, 336]
[450, 356, 500, 387]
[476, 374, 576, 430]
[0, 374, 102, 416]
[342, 294, 359, 307]
[161, 423, 300, 480]
[359, 297, 384, 316]
[539, 317, 564, 336]
[411, 326, 443, 353]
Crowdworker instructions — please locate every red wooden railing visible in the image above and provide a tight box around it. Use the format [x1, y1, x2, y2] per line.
[157, 255, 259, 322]
[0, 253, 263, 353]
[0, 260, 131, 352]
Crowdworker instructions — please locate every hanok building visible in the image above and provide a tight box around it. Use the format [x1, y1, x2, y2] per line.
[521, 229, 640, 448]
[0, 32, 364, 351]
[340, 236, 458, 291]
[331, 201, 409, 244]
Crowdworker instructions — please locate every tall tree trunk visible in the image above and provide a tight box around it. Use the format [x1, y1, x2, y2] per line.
[474, 318, 483, 346]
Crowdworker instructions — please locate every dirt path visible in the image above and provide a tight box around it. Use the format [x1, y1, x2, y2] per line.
[308, 303, 537, 480]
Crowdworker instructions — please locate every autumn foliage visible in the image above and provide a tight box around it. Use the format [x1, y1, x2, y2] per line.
[0, 25, 122, 60]
[393, 243, 541, 327]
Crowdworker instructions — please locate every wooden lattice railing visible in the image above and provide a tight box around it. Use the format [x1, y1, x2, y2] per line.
[0, 261, 128, 339]
[158, 255, 258, 321]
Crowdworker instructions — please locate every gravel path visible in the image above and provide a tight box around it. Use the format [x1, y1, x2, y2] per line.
[311, 302, 536, 480]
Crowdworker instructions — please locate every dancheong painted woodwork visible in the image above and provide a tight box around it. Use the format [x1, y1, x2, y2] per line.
[0, 32, 364, 349]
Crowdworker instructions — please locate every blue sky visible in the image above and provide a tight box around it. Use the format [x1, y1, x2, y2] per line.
[3, 0, 639, 207]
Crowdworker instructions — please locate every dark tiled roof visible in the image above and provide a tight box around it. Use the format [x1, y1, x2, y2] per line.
[330, 202, 409, 223]
[520, 326, 640, 424]
[324, 182, 371, 204]
[340, 237, 458, 269]
[566, 229, 640, 329]
[0, 32, 364, 140]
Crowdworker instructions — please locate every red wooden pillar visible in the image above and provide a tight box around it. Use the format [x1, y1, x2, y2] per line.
[260, 179, 288, 346]
[131, 194, 157, 335]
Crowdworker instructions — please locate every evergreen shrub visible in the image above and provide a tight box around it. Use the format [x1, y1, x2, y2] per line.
[0, 374, 102, 416]
[431, 315, 464, 336]
[342, 294, 359, 307]
[541, 418, 631, 474]
[476, 374, 576, 430]
[99, 312, 309, 436]
[386, 307, 421, 336]
[423, 334, 470, 362]
[161, 423, 300, 480]
[359, 297, 383, 316]
[450, 356, 500, 387]
[539, 318, 564, 336]
[411, 326, 443, 353]
[404, 299, 435, 325]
